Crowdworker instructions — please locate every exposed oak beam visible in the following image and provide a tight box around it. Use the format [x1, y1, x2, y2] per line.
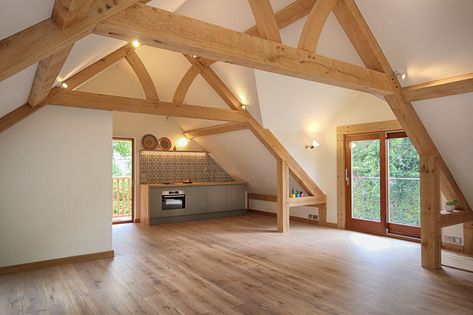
[298, 0, 337, 52]
[248, 0, 281, 42]
[95, 4, 394, 95]
[402, 73, 473, 102]
[173, 65, 201, 104]
[52, 0, 95, 29]
[125, 50, 159, 100]
[53, 91, 247, 122]
[333, 0, 470, 213]
[243, 111, 326, 200]
[184, 55, 241, 110]
[277, 159, 290, 232]
[0, 0, 142, 81]
[183, 122, 248, 139]
[246, 0, 317, 36]
[420, 155, 441, 269]
[289, 196, 325, 207]
[47, 44, 133, 102]
[28, 45, 74, 107]
[441, 210, 473, 228]
[0, 104, 43, 134]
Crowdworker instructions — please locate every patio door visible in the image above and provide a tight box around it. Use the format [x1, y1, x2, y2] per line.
[112, 138, 134, 224]
[345, 132, 420, 238]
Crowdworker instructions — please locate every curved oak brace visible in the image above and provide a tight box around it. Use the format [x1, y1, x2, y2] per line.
[248, 0, 281, 42]
[125, 51, 159, 100]
[298, 0, 338, 52]
[172, 65, 201, 104]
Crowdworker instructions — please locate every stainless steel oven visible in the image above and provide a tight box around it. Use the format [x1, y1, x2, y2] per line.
[162, 190, 186, 210]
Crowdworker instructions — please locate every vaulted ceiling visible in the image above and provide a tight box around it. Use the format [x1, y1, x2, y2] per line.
[0, 0, 472, 204]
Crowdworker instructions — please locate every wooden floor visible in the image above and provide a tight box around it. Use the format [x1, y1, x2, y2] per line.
[1, 214, 473, 315]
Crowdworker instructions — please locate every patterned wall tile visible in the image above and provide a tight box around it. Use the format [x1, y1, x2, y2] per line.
[140, 151, 233, 184]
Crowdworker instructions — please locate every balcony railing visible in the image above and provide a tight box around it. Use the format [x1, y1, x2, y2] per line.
[113, 176, 132, 220]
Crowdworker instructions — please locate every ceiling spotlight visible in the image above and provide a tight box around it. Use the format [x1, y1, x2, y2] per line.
[60, 82, 68, 89]
[241, 105, 247, 110]
[191, 54, 198, 59]
[394, 70, 407, 80]
[131, 40, 141, 48]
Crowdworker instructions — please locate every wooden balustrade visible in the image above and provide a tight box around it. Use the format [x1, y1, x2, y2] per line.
[112, 177, 133, 218]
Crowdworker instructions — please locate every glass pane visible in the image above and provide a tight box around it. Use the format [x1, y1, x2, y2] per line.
[112, 140, 133, 220]
[351, 139, 381, 222]
[388, 137, 420, 227]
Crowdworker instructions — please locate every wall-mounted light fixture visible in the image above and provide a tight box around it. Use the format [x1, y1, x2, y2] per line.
[176, 137, 189, 148]
[305, 140, 320, 149]
[394, 70, 407, 80]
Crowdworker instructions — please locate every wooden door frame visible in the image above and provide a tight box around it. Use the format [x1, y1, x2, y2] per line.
[336, 120, 402, 229]
[345, 133, 387, 235]
[112, 137, 135, 224]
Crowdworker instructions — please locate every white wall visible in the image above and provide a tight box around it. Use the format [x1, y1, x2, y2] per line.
[324, 93, 397, 223]
[0, 106, 112, 267]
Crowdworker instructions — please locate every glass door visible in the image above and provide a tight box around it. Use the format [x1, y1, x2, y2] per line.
[345, 133, 386, 235]
[345, 132, 420, 238]
[387, 132, 420, 238]
[112, 138, 134, 224]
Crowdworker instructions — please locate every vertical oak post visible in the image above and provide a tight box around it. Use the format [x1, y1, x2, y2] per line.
[277, 159, 290, 232]
[420, 155, 441, 269]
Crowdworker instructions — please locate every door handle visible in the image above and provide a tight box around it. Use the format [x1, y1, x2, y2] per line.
[345, 168, 350, 186]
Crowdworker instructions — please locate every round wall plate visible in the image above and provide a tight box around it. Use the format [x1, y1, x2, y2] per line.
[142, 134, 158, 150]
[158, 137, 172, 150]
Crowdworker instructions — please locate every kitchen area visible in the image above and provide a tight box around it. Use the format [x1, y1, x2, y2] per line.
[138, 149, 247, 225]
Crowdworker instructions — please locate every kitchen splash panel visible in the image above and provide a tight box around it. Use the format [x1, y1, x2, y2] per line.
[140, 151, 233, 184]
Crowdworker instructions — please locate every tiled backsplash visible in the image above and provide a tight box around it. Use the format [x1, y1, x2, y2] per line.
[140, 151, 233, 184]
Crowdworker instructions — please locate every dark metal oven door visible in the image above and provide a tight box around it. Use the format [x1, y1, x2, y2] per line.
[162, 195, 186, 210]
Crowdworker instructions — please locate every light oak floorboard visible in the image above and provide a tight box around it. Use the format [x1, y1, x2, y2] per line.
[1, 214, 473, 314]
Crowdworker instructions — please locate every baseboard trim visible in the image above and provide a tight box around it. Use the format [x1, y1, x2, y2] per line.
[442, 242, 464, 252]
[247, 209, 320, 225]
[0, 250, 115, 275]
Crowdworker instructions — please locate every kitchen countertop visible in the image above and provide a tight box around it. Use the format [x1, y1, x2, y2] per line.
[142, 180, 247, 188]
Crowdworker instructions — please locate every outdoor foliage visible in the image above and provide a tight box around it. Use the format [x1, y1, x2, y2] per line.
[112, 140, 133, 216]
[351, 139, 381, 221]
[351, 137, 420, 226]
[388, 137, 420, 226]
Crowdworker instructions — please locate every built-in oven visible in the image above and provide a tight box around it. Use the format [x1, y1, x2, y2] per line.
[162, 190, 186, 210]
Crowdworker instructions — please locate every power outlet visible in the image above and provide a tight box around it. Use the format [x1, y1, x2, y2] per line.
[444, 235, 455, 243]
[308, 214, 318, 220]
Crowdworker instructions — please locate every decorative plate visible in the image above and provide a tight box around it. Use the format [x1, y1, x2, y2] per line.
[142, 134, 158, 150]
[158, 137, 172, 150]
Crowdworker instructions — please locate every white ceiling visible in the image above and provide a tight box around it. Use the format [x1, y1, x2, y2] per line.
[0, 0, 472, 203]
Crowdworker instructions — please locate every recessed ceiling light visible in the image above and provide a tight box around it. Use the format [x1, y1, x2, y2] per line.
[131, 40, 141, 48]
[241, 105, 247, 110]
[60, 82, 68, 88]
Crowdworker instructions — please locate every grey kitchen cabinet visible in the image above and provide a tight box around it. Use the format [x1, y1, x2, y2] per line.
[149, 188, 163, 217]
[185, 186, 207, 214]
[226, 185, 246, 211]
[206, 185, 227, 212]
